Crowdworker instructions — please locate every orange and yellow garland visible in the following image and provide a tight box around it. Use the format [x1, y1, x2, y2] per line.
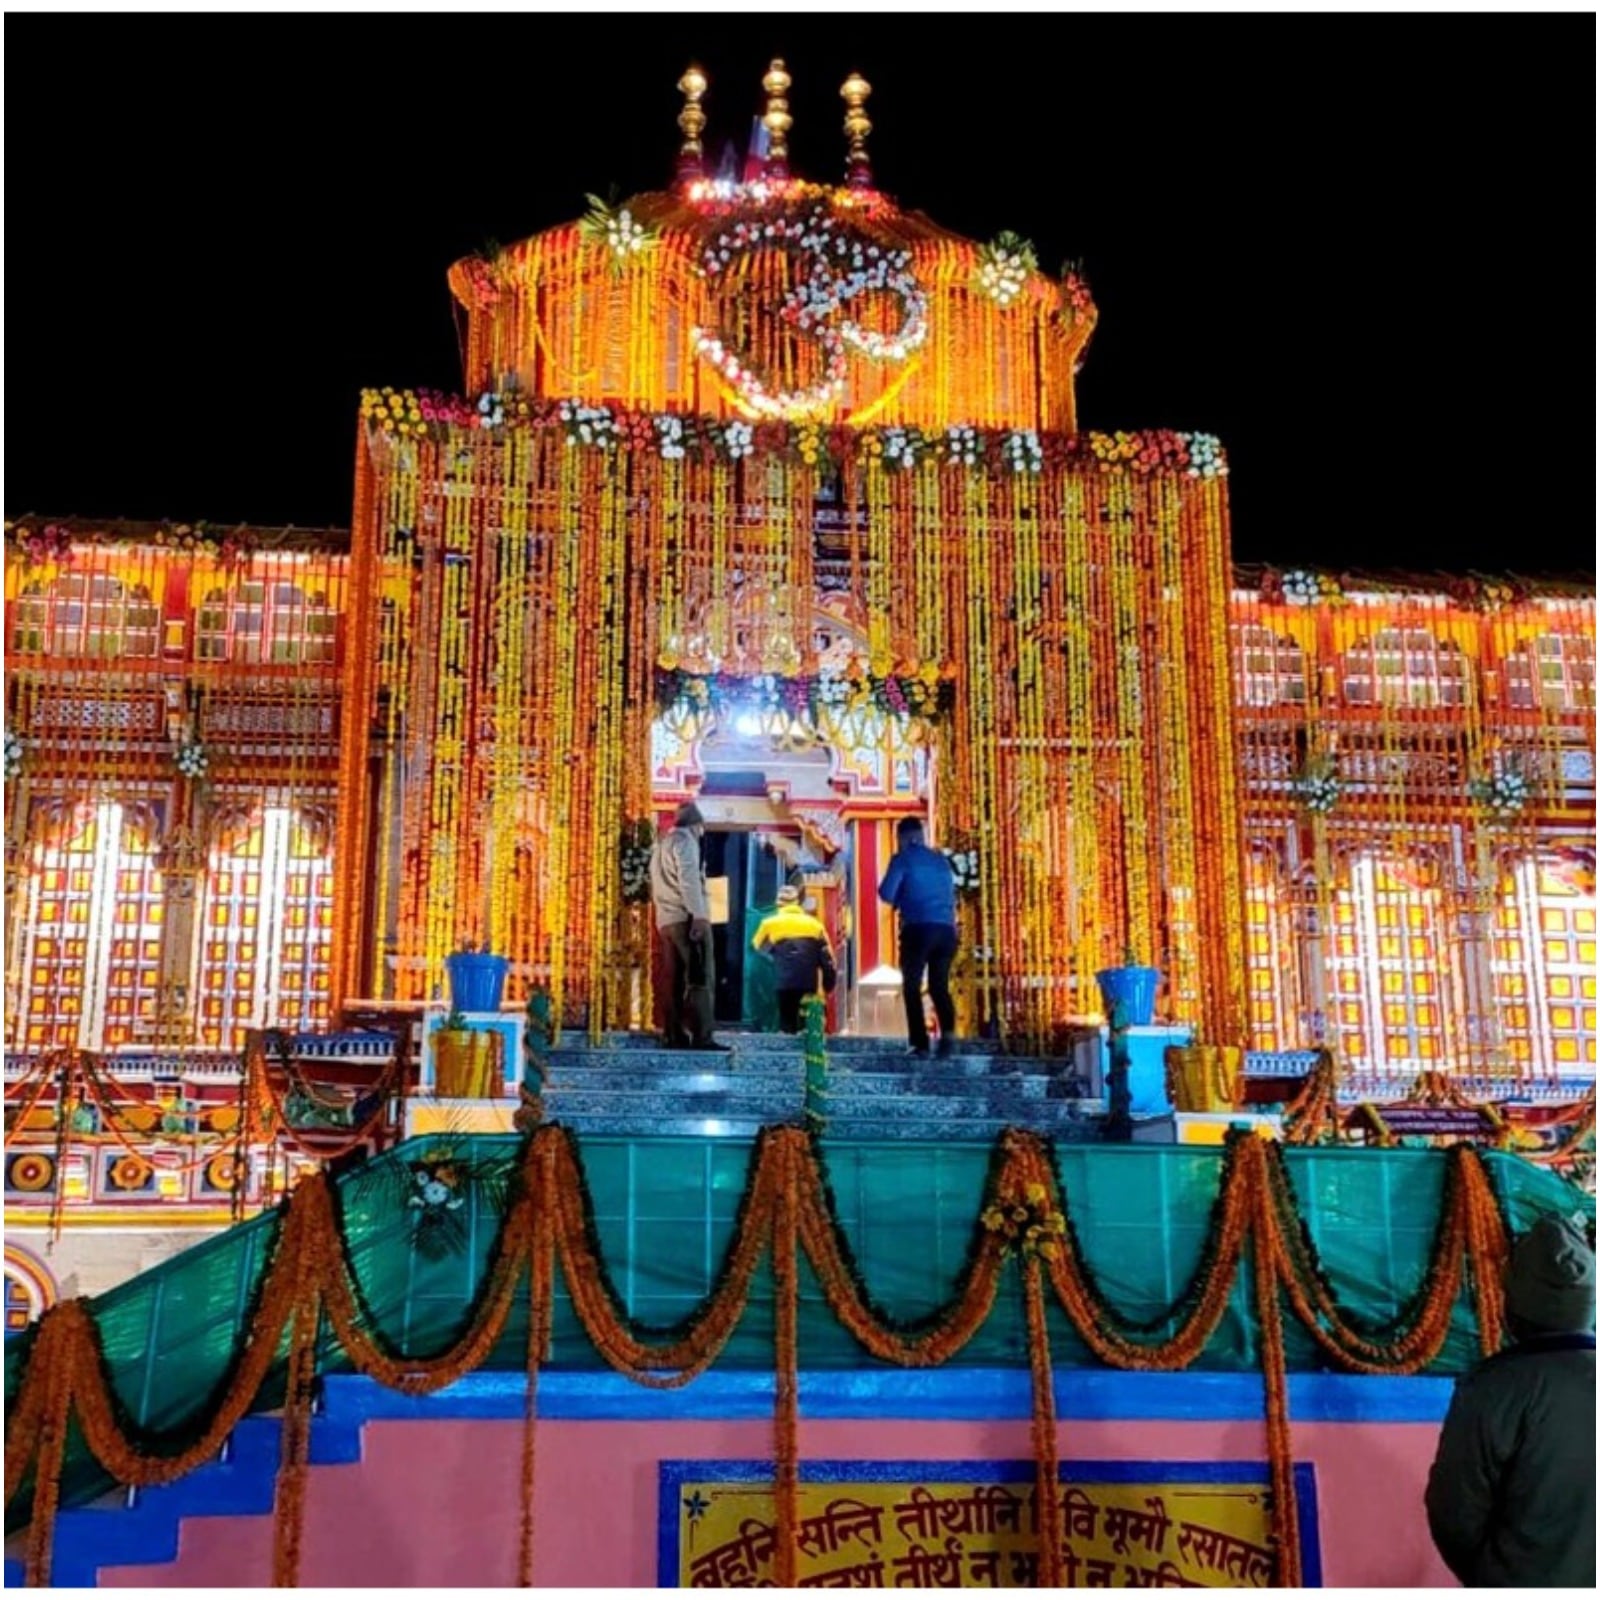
[5, 1123, 1522, 1589]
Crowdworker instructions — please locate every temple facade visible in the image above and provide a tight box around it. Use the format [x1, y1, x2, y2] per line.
[4, 69, 1594, 1304]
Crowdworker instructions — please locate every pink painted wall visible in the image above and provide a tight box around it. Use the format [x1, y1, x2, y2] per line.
[99, 1418, 1456, 1588]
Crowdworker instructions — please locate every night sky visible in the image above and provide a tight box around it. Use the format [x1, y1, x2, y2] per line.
[7, 13, 1594, 576]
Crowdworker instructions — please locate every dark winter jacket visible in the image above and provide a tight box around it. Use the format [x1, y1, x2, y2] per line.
[752, 905, 837, 995]
[877, 841, 957, 928]
[1425, 1215, 1596, 1588]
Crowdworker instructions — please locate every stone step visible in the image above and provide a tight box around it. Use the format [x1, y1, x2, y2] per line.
[549, 1032, 1048, 1059]
[535, 1111, 1107, 1143]
[539, 1066, 1078, 1100]
[543, 1087, 1105, 1126]
[543, 1049, 1077, 1080]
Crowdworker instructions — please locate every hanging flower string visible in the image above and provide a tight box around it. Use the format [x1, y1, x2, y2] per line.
[4, 1124, 1531, 1588]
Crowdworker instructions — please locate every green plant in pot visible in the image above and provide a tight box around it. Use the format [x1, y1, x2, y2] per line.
[434, 1006, 499, 1099]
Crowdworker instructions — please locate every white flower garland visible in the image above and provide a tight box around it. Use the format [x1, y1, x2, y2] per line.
[1296, 764, 1341, 815]
[1470, 765, 1531, 818]
[1281, 569, 1321, 606]
[4, 729, 23, 783]
[1182, 433, 1228, 479]
[945, 846, 981, 893]
[973, 232, 1038, 309]
[691, 201, 927, 419]
[1002, 430, 1043, 475]
[559, 402, 618, 450]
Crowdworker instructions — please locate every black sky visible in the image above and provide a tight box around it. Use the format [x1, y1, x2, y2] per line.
[7, 13, 1595, 575]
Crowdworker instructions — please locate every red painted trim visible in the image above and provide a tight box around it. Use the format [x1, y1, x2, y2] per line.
[858, 822, 878, 974]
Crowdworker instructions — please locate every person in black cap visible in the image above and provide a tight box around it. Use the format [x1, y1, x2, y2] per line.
[877, 815, 959, 1058]
[1426, 1213, 1595, 1587]
[648, 802, 726, 1051]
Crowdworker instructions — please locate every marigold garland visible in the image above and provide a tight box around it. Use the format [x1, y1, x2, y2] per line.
[3, 1124, 1558, 1588]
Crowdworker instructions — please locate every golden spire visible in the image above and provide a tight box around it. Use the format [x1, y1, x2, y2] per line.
[840, 71, 873, 188]
[762, 58, 793, 177]
[677, 64, 709, 183]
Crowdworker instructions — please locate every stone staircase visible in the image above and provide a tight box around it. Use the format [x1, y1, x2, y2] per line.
[535, 1032, 1106, 1141]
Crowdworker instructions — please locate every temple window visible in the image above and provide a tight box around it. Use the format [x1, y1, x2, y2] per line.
[195, 805, 335, 1049]
[1232, 625, 1308, 707]
[1326, 853, 1453, 1072]
[1243, 849, 1299, 1050]
[1490, 852, 1597, 1077]
[1502, 632, 1595, 712]
[1341, 627, 1468, 708]
[9, 574, 160, 658]
[14, 800, 165, 1052]
[195, 580, 337, 665]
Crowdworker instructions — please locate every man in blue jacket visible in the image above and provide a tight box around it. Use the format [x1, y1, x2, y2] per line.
[877, 816, 958, 1058]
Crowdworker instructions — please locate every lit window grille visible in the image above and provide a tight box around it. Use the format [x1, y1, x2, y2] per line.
[14, 801, 164, 1051]
[1342, 627, 1468, 708]
[9, 574, 160, 658]
[195, 580, 337, 665]
[1503, 633, 1595, 713]
[1326, 854, 1452, 1071]
[194, 806, 335, 1049]
[1232, 624, 1308, 707]
[1490, 854, 1597, 1077]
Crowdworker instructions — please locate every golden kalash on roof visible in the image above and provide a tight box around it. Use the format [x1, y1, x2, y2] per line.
[447, 61, 1098, 432]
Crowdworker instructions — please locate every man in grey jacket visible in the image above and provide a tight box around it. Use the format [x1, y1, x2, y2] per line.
[649, 802, 725, 1051]
[1426, 1213, 1595, 1587]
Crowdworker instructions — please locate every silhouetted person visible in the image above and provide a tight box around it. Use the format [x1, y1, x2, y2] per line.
[648, 802, 725, 1051]
[877, 817, 958, 1058]
[1426, 1214, 1595, 1587]
[752, 885, 837, 1034]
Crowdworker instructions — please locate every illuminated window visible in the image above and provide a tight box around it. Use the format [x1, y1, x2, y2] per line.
[1491, 853, 1597, 1077]
[1325, 853, 1453, 1071]
[1342, 627, 1468, 708]
[9, 574, 160, 658]
[195, 580, 337, 665]
[14, 801, 165, 1051]
[1243, 850, 1300, 1050]
[195, 806, 335, 1049]
[1503, 633, 1595, 713]
[1232, 625, 1308, 707]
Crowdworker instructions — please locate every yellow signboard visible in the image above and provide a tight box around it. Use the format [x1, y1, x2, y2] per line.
[668, 1466, 1288, 1588]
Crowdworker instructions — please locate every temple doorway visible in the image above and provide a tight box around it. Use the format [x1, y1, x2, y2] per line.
[652, 703, 931, 1036]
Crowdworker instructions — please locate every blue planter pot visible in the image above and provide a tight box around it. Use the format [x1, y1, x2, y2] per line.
[1095, 965, 1160, 1027]
[446, 952, 509, 1014]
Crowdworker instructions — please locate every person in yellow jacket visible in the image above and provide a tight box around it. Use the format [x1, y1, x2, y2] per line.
[751, 886, 837, 1035]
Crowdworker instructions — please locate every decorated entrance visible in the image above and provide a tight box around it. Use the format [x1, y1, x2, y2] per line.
[651, 603, 936, 1034]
